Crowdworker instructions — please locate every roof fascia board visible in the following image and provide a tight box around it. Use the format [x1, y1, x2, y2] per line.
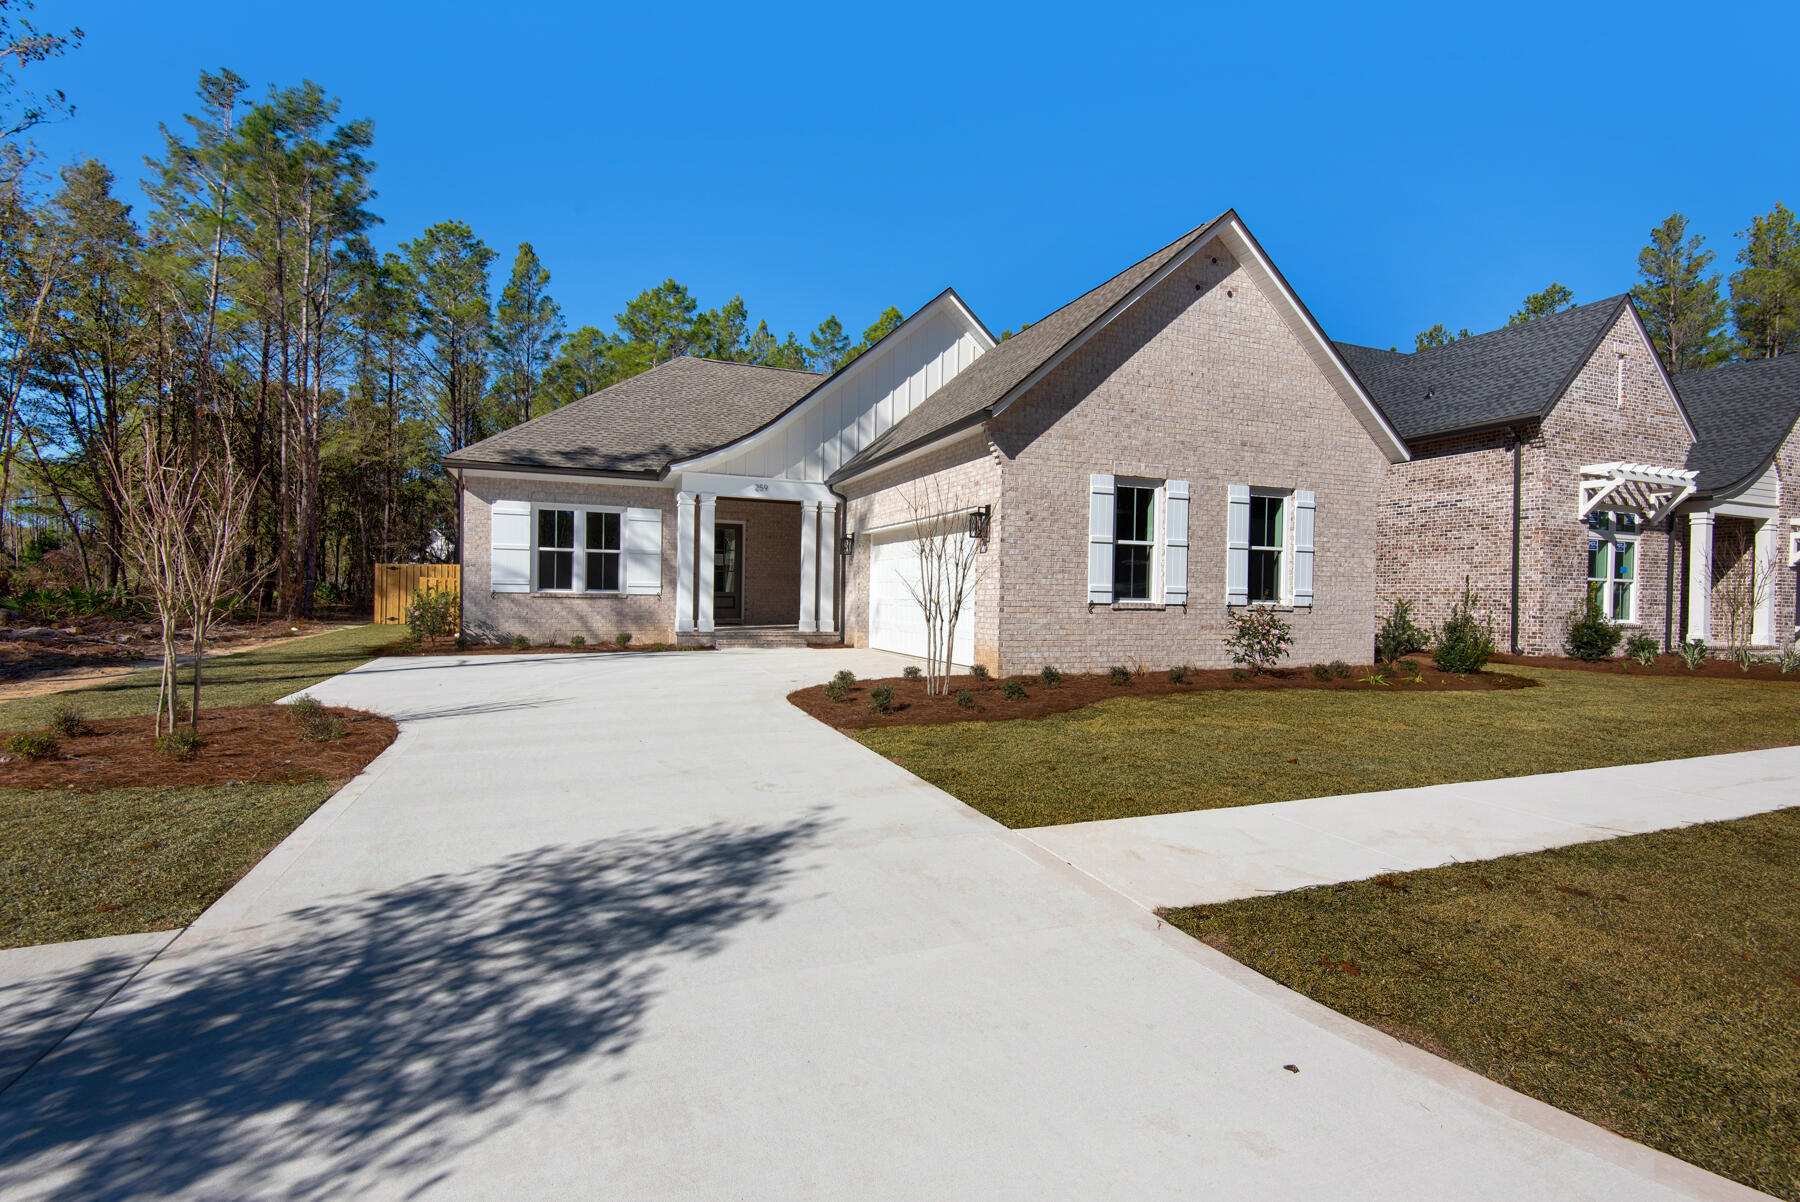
[672, 471, 836, 503]
[669, 288, 990, 474]
[452, 465, 668, 487]
[1404, 413, 1544, 444]
[829, 422, 991, 489]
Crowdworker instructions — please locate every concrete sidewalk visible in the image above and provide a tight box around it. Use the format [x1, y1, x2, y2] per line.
[0, 931, 177, 1093]
[1024, 745, 1800, 909]
[0, 649, 1770, 1200]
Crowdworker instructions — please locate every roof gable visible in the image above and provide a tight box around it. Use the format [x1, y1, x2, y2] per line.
[831, 212, 1407, 482]
[1677, 354, 1800, 491]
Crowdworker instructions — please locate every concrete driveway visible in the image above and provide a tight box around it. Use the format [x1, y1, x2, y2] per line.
[0, 649, 1762, 1200]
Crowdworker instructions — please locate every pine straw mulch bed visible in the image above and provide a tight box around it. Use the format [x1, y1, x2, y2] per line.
[1493, 651, 1800, 681]
[790, 663, 1535, 731]
[0, 704, 397, 790]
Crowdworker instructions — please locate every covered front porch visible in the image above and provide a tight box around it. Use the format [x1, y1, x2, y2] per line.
[672, 474, 843, 646]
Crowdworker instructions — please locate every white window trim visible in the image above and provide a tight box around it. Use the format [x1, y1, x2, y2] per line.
[531, 504, 628, 595]
[1247, 488, 1294, 607]
[1587, 511, 1639, 624]
[1112, 478, 1165, 605]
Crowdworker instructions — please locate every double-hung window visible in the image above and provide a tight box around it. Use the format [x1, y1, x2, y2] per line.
[1113, 484, 1158, 601]
[586, 511, 621, 592]
[1587, 512, 1638, 621]
[1248, 494, 1285, 603]
[537, 508, 575, 591]
[535, 507, 624, 592]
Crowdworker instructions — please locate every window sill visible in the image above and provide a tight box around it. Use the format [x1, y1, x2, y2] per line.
[1109, 601, 1173, 611]
[1227, 603, 1313, 613]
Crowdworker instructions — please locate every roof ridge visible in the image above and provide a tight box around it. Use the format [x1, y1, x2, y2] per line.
[683, 355, 822, 376]
[1407, 292, 1628, 360]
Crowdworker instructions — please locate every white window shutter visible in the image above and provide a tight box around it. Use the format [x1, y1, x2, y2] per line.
[624, 507, 662, 595]
[490, 499, 531, 593]
[1163, 480, 1189, 604]
[1293, 490, 1316, 607]
[1088, 473, 1115, 604]
[1226, 485, 1250, 606]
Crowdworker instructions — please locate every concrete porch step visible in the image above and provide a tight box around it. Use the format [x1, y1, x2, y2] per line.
[709, 625, 841, 649]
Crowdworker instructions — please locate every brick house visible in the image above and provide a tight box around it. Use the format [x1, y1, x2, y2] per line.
[1339, 303, 1799, 655]
[445, 211, 1411, 671]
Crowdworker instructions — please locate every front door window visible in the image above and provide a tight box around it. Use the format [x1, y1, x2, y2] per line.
[714, 523, 743, 623]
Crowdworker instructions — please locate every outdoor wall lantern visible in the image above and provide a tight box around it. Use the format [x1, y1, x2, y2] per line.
[968, 505, 992, 542]
[839, 532, 855, 557]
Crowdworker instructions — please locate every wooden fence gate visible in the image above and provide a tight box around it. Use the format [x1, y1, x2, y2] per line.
[373, 563, 462, 628]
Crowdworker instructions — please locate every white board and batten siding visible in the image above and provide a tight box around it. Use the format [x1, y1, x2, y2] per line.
[681, 296, 991, 484]
[489, 499, 663, 594]
[1712, 460, 1781, 516]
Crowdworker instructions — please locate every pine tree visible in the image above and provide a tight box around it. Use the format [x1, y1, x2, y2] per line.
[491, 242, 564, 426]
[808, 315, 850, 371]
[843, 305, 903, 365]
[1630, 213, 1727, 375]
[543, 325, 621, 407]
[1730, 203, 1800, 359]
[614, 279, 701, 374]
[399, 221, 495, 453]
[1506, 283, 1575, 325]
[1413, 323, 1471, 350]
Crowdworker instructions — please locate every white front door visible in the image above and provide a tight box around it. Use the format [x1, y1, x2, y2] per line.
[868, 528, 974, 666]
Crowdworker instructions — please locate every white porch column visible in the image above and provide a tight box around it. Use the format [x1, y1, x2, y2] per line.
[1753, 517, 1776, 646]
[1686, 510, 1714, 644]
[697, 494, 717, 634]
[817, 501, 838, 633]
[674, 492, 696, 633]
[797, 501, 819, 633]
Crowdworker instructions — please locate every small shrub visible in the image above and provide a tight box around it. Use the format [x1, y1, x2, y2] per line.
[405, 586, 459, 643]
[454, 634, 470, 651]
[1732, 644, 1754, 672]
[1002, 679, 1028, 700]
[1107, 665, 1131, 685]
[615, 632, 632, 647]
[4, 730, 59, 760]
[1039, 665, 1063, 687]
[822, 679, 848, 702]
[867, 685, 894, 713]
[154, 729, 203, 761]
[955, 690, 976, 709]
[1229, 668, 1250, 682]
[47, 703, 86, 736]
[1376, 598, 1431, 664]
[1397, 658, 1421, 676]
[509, 634, 529, 650]
[1563, 598, 1622, 662]
[832, 669, 856, 689]
[569, 634, 586, 648]
[1310, 663, 1332, 681]
[1778, 642, 1800, 674]
[1224, 608, 1293, 673]
[1329, 660, 1351, 678]
[1169, 666, 1189, 684]
[1624, 633, 1658, 667]
[1679, 639, 1708, 669]
[297, 708, 346, 742]
[287, 695, 323, 721]
[970, 663, 990, 680]
[902, 665, 923, 681]
[1433, 578, 1497, 674]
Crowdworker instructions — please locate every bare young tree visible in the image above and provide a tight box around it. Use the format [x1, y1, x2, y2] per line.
[898, 477, 989, 696]
[1715, 524, 1777, 666]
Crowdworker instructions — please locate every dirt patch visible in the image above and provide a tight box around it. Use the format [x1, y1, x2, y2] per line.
[1493, 652, 1799, 681]
[0, 704, 397, 790]
[791, 663, 1530, 731]
[0, 617, 350, 690]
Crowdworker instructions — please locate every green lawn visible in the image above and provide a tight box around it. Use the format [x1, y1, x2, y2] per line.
[1164, 809, 1800, 1200]
[855, 666, 1800, 828]
[1, 781, 339, 948]
[0, 623, 409, 730]
[1, 624, 406, 948]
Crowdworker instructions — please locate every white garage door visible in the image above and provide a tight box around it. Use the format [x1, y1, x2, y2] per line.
[868, 528, 975, 666]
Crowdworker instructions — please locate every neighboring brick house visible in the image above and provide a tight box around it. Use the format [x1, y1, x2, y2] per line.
[1340, 303, 1800, 656]
[446, 211, 1410, 670]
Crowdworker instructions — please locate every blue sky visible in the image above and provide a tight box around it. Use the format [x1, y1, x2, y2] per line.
[23, 0, 1800, 351]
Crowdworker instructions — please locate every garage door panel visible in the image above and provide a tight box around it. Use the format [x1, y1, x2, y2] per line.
[869, 531, 974, 666]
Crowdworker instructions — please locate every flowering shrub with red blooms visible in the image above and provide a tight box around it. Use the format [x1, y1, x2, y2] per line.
[1224, 608, 1293, 673]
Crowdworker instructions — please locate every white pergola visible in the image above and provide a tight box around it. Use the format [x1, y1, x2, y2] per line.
[1577, 461, 1698, 525]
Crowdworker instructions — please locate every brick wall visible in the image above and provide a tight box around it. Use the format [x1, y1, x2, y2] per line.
[1377, 307, 1694, 655]
[461, 474, 676, 644]
[715, 498, 801, 625]
[986, 247, 1389, 674]
[1775, 429, 1800, 644]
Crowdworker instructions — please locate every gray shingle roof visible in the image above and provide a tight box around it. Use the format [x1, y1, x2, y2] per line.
[1676, 354, 1800, 491]
[829, 213, 1231, 482]
[445, 356, 821, 475]
[1335, 296, 1631, 441]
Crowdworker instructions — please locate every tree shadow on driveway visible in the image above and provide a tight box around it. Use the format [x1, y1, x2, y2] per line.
[0, 812, 830, 1200]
